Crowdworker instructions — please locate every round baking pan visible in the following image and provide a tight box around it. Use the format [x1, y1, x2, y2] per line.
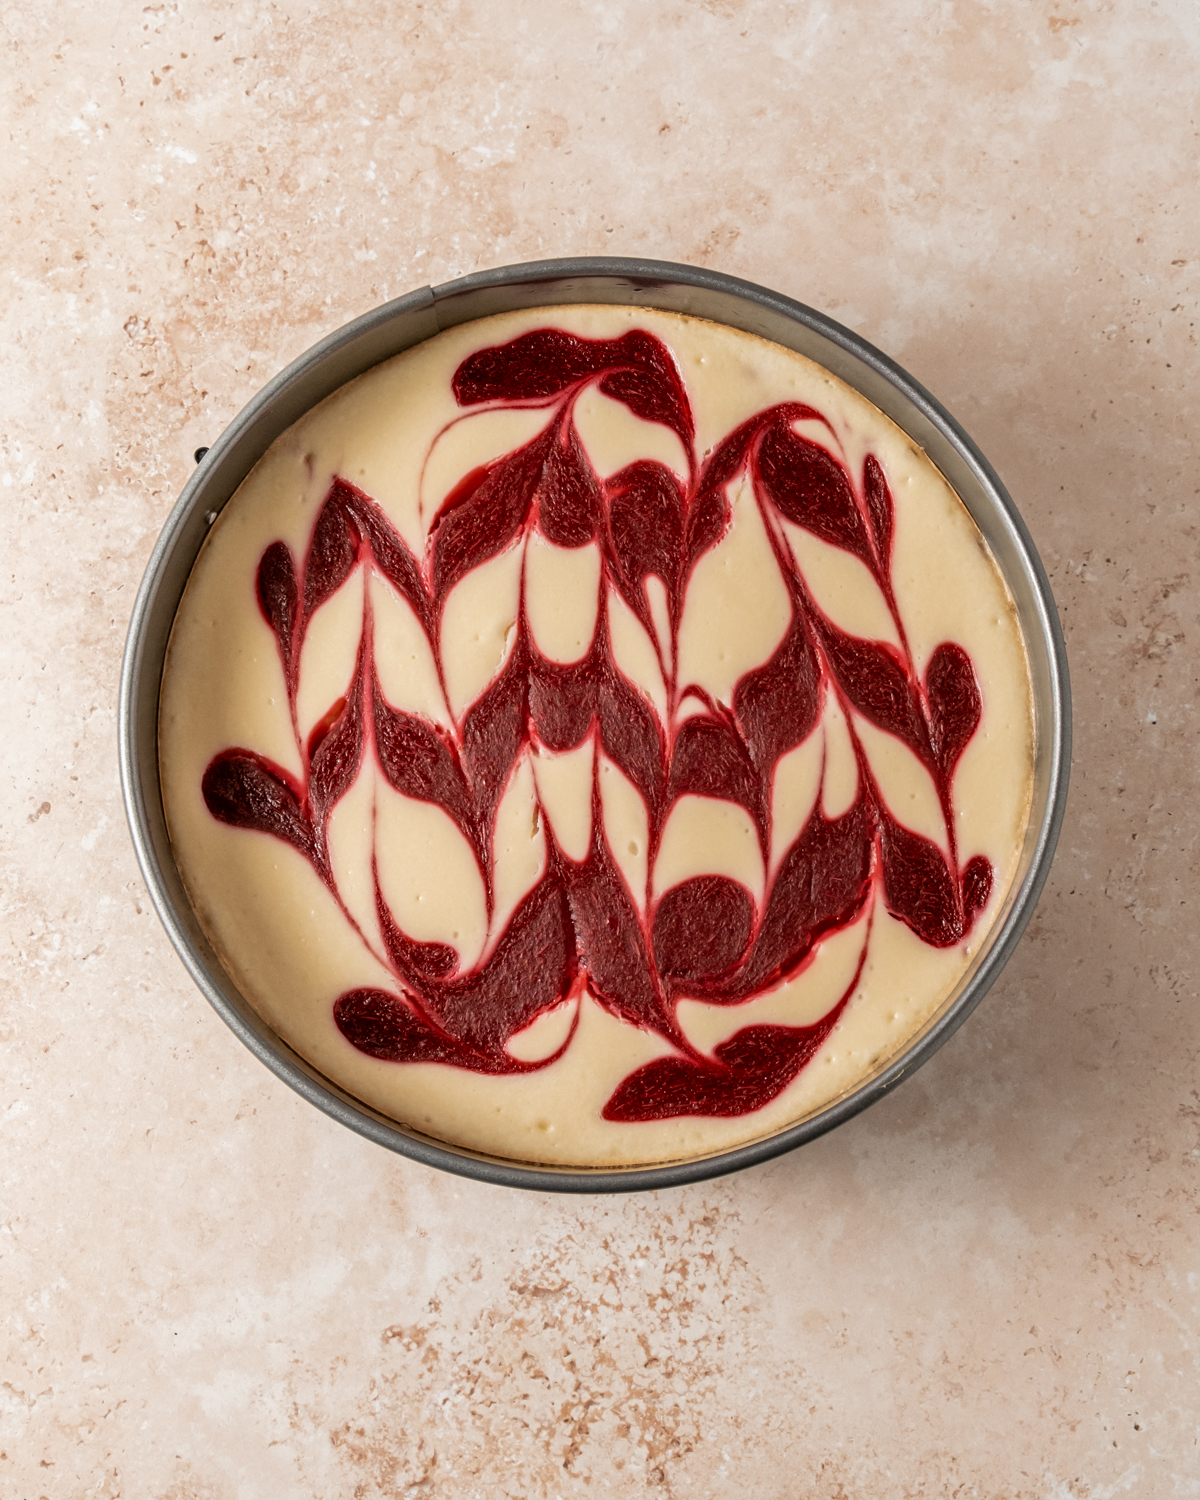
[119, 257, 1071, 1192]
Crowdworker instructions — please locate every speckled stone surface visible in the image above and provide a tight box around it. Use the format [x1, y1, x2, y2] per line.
[2, 2, 1198, 1495]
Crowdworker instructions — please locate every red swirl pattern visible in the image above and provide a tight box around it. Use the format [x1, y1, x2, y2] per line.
[202, 325, 993, 1122]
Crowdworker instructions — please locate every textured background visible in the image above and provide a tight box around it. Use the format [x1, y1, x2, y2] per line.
[2, 1, 1198, 1495]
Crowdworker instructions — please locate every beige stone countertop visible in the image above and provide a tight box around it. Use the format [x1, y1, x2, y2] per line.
[3, 2, 1197, 1495]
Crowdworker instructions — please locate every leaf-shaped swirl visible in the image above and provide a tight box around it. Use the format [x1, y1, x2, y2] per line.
[453, 328, 612, 405]
[334, 988, 506, 1070]
[304, 484, 360, 624]
[605, 459, 684, 630]
[376, 885, 461, 987]
[256, 541, 299, 680]
[459, 640, 530, 851]
[202, 750, 315, 865]
[373, 682, 474, 840]
[694, 404, 822, 499]
[682, 482, 731, 584]
[756, 424, 869, 564]
[353, 496, 431, 637]
[537, 422, 603, 547]
[878, 808, 961, 947]
[863, 453, 895, 566]
[528, 649, 597, 752]
[652, 875, 755, 987]
[596, 350, 693, 452]
[925, 641, 983, 778]
[732, 610, 821, 775]
[597, 666, 667, 824]
[961, 853, 994, 934]
[433, 876, 577, 1056]
[721, 796, 876, 1000]
[308, 644, 366, 826]
[429, 428, 551, 609]
[819, 624, 929, 762]
[564, 818, 678, 1043]
[601, 1017, 846, 1122]
[453, 327, 695, 458]
[667, 715, 762, 829]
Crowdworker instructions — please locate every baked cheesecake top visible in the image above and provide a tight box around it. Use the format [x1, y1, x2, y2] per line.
[160, 304, 1033, 1167]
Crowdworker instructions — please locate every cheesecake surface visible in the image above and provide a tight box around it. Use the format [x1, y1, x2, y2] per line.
[160, 304, 1034, 1167]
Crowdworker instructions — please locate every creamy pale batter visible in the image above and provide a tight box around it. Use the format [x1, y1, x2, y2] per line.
[160, 305, 1033, 1168]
